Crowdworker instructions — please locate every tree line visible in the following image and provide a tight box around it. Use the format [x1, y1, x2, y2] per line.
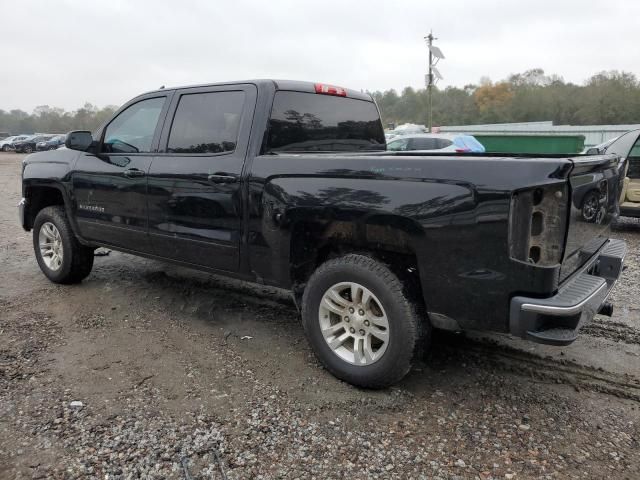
[0, 103, 118, 135]
[372, 69, 640, 128]
[2, 69, 640, 134]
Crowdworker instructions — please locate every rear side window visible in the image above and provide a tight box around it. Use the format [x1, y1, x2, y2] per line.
[411, 137, 452, 150]
[266, 91, 385, 152]
[167, 91, 245, 154]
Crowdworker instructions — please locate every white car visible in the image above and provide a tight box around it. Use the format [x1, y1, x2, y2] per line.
[0, 135, 29, 152]
[386, 133, 486, 153]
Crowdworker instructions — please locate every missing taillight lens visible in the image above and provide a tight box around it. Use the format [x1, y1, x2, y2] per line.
[509, 184, 568, 266]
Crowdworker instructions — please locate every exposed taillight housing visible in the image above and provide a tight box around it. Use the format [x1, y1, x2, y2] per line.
[314, 83, 347, 97]
[509, 184, 568, 266]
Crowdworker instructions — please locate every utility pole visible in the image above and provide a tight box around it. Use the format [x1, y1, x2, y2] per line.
[424, 31, 444, 133]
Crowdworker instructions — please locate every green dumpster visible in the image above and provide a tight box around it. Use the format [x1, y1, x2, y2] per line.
[473, 134, 585, 154]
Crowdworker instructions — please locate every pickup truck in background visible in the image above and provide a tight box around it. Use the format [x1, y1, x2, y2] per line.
[586, 128, 640, 219]
[19, 80, 627, 388]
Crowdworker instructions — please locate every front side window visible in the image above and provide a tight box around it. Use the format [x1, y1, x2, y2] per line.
[102, 97, 165, 154]
[167, 91, 245, 154]
[266, 91, 385, 152]
[628, 137, 640, 179]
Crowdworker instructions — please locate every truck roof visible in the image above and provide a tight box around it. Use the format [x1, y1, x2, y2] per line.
[141, 79, 373, 102]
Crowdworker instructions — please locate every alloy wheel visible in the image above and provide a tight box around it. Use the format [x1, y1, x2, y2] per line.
[318, 282, 390, 366]
[39, 222, 64, 271]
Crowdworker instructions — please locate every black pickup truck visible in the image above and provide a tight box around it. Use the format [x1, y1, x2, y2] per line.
[19, 80, 627, 388]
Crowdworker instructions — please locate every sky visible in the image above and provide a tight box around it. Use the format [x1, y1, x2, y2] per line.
[1, 0, 638, 112]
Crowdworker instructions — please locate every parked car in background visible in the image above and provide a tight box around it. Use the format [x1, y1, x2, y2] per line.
[387, 133, 486, 153]
[386, 123, 427, 140]
[36, 134, 66, 151]
[583, 137, 618, 155]
[588, 129, 640, 219]
[13, 135, 54, 154]
[0, 135, 30, 152]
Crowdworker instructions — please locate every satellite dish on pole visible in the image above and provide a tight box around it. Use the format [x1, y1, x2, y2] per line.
[424, 31, 444, 133]
[428, 44, 445, 60]
[432, 65, 443, 81]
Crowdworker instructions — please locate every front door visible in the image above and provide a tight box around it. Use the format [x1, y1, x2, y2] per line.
[147, 85, 256, 271]
[71, 95, 170, 251]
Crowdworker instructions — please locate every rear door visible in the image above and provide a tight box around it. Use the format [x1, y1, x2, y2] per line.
[71, 94, 171, 251]
[147, 84, 256, 272]
[625, 140, 640, 202]
[605, 130, 640, 204]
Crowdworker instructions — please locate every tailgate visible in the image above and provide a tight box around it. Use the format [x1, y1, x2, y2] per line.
[560, 154, 622, 282]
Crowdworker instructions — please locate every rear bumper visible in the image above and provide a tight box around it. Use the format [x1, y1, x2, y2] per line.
[509, 239, 626, 346]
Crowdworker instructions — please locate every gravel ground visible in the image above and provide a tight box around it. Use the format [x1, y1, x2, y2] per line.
[1, 152, 639, 479]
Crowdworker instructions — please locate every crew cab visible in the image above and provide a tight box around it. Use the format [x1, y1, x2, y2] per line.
[19, 80, 626, 388]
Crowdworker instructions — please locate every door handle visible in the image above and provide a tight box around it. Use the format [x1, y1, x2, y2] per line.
[207, 174, 238, 184]
[123, 168, 145, 178]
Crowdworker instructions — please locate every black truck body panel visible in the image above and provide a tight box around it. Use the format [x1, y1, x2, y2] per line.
[20, 79, 625, 342]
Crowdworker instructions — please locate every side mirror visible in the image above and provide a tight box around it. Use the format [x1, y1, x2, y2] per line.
[65, 131, 94, 151]
[585, 147, 601, 155]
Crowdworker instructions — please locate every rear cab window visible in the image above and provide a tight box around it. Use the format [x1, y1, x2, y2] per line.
[266, 91, 385, 152]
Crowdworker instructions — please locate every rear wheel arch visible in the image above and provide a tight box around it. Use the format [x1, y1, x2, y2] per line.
[300, 252, 430, 388]
[289, 216, 426, 308]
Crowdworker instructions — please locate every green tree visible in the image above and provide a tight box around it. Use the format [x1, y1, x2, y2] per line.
[371, 69, 640, 128]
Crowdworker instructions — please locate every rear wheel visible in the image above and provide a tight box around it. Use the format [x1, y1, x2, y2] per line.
[33, 206, 94, 284]
[24, 145, 33, 153]
[581, 191, 600, 222]
[301, 254, 428, 388]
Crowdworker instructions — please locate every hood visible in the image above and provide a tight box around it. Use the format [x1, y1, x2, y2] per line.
[22, 147, 80, 167]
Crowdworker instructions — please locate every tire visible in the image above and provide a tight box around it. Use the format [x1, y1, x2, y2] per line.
[24, 146, 33, 153]
[2, 145, 10, 152]
[33, 206, 94, 284]
[301, 254, 428, 388]
[581, 191, 600, 223]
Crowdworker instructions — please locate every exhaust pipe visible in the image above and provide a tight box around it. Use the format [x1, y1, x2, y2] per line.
[598, 302, 614, 317]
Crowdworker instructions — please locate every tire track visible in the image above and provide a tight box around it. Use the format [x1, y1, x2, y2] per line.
[435, 335, 640, 401]
[582, 320, 640, 345]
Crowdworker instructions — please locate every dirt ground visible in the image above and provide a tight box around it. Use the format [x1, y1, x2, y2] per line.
[1, 152, 639, 479]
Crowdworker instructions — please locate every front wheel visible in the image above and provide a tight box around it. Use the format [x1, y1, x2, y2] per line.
[33, 206, 94, 284]
[2, 145, 10, 152]
[301, 254, 428, 388]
